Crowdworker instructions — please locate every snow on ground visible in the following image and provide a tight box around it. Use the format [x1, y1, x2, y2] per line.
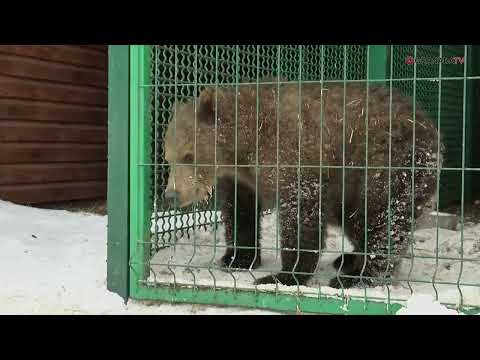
[0, 200, 277, 315]
[1, 199, 478, 315]
[396, 295, 463, 315]
[150, 210, 480, 313]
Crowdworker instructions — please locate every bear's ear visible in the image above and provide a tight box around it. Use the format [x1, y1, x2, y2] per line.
[197, 87, 217, 125]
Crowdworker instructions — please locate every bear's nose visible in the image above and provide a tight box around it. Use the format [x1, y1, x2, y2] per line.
[164, 189, 179, 205]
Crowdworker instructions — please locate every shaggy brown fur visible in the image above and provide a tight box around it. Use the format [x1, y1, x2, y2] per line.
[163, 79, 442, 289]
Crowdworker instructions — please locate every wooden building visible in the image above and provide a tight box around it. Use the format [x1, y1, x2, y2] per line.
[0, 45, 108, 205]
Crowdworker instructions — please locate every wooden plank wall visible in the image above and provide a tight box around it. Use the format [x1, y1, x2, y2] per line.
[0, 45, 108, 205]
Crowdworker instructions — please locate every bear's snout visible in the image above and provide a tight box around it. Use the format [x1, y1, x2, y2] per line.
[164, 189, 180, 206]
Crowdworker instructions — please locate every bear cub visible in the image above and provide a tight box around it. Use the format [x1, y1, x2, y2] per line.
[163, 79, 441, 289]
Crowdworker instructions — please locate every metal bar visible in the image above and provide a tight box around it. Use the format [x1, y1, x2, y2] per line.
[129, 45, 153, 298]
[107, 45, 130, 301]
[132, 284, 402, 315]
[138, 163, 480, 172]
[457, 45, 469, 309]
[138, 75, 480, 87]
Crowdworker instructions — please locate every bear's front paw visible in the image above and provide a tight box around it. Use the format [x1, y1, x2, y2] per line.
[220, 251, 261, 270]
[328, 275, 370, 289]
[253, 274, 279, 285]
[254, 273, 307, 286]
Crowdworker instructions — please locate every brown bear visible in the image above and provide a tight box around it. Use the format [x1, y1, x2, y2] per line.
[163, 79, 442, 289]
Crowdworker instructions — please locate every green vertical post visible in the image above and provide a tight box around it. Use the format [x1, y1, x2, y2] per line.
[107, 45, 130, 301]
[464, 45, 474, 204]
[368, 45, 388, 84]
[129, 45, 153, 297]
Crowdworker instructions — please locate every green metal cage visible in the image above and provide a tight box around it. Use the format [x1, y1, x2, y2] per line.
[108, 45, 480, 315]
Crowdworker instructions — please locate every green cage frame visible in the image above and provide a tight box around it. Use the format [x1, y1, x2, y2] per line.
[108, 45, 480, 315]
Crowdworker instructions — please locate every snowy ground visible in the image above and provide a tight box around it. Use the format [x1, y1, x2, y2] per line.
[150, 209, 480, 313]
[0, 200, 277, 315]
[1, 199, 477, 315]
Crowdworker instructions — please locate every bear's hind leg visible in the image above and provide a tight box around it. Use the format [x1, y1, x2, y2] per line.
[217, 177, 262, 270]
[328, 168, 437, 289]
[328, 219, 409, 289]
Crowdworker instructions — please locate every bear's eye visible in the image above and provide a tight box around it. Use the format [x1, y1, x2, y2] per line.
[184, 153, 194, 163]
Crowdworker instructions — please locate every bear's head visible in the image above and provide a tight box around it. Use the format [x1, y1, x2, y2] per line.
[163, 87, 222, 208]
